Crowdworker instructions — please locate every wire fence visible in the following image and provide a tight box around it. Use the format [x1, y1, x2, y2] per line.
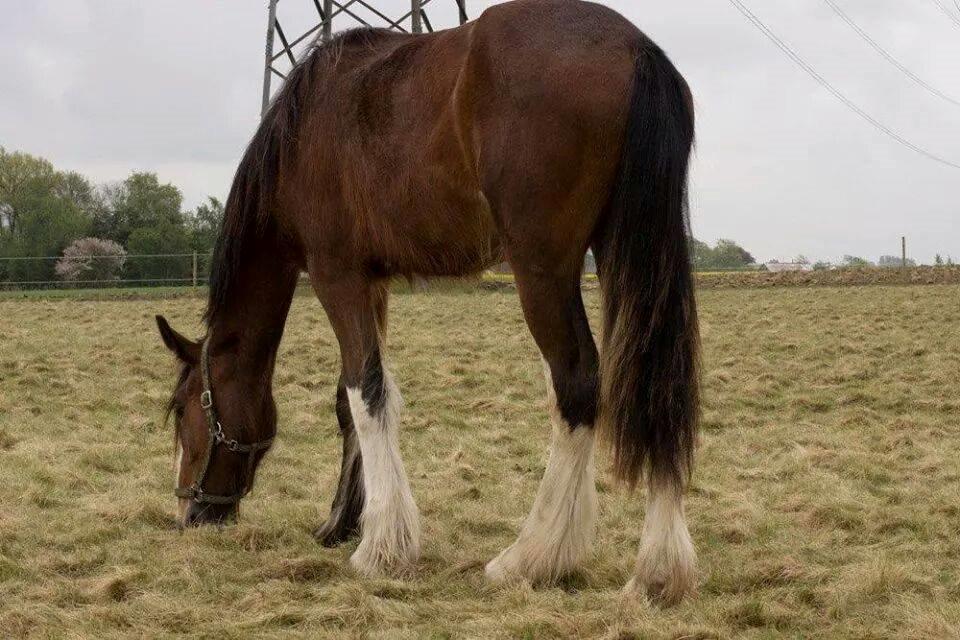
[0, 253, 213, 291]
[1, 251, 788, 294]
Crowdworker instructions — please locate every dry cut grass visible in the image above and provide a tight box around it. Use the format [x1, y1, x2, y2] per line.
[1, 284, 959, 638]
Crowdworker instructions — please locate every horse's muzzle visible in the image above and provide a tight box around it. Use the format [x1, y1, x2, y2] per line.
[183, 500, 237, 526]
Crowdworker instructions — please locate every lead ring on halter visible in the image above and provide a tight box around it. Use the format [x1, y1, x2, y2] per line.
[174, 335, 273, 505]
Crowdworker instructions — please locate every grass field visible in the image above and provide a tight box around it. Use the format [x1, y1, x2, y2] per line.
[1, 284, 959, 638]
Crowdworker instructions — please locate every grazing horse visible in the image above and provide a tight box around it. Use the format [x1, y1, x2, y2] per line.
[156, 0, 700, 604]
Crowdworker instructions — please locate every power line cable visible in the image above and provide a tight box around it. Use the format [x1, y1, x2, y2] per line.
[725, 0, 960, 170]
[823, 0, 960, 107]
[931, 0, 960, 27]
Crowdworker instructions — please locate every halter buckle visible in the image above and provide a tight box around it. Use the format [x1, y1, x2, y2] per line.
[200, 390, 213, 409]
[213, 420, 226, 443]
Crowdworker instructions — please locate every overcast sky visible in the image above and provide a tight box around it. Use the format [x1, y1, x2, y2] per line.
[1, 0, 958, 263]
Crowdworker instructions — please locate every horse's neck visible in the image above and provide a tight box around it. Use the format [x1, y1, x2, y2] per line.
[206, 246, 300, 376]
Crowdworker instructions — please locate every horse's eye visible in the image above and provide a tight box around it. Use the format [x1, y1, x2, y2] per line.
[175, 406, 185, 420]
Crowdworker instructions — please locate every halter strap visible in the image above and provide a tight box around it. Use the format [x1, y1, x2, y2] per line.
[175, 334, 273, 506]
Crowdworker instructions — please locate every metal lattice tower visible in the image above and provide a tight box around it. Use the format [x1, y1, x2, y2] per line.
[262, 0, 469, 116]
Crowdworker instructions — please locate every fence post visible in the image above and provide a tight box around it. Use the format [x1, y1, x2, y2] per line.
[192, 252, 198, 289]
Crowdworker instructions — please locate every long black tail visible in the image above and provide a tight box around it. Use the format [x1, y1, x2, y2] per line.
[596, 46, 699, 489]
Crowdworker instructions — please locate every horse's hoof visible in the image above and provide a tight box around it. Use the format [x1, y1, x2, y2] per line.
[312, 520, 356, 548]
[349, 549, 385, 577]
[349, 547, 417, 578]
[623, 571, 695, 608]
[483, 555, 513, 583]
[484, 546, 530, 584]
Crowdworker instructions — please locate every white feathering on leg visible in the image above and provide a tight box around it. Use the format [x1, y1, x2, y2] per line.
[486, 361, 598, 583]
[347, 370, 420, 576]
[625, 478, 696, 605]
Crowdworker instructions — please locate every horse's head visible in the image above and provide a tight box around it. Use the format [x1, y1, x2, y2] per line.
[156, 315, 276, 527]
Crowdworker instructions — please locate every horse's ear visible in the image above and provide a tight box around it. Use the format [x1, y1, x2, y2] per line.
[155, 315, 200, 365]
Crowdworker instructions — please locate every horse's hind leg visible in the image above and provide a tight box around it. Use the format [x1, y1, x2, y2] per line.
[312, 273, 419, 574]
[486, 269, 599, 584]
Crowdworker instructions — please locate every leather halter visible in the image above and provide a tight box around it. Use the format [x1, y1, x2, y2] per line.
[174, 336, 273, 505]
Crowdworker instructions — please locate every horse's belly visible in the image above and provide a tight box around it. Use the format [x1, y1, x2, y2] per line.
[384, 188, 500, 278]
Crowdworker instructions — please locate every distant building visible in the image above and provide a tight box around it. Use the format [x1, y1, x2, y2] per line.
[766, 261, 813, 272]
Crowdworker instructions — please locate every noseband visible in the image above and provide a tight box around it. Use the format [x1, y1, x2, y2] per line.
[174, 336, 274, 505]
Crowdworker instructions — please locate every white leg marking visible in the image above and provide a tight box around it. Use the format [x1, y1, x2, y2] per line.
[347, 370, 420, 576]
[486, 362, 597, 584]
[625, 478, 697, 605]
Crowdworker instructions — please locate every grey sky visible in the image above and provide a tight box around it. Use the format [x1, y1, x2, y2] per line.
[1, 0, 957, 263]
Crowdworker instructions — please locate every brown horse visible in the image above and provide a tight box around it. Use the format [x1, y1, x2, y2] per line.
[156, 0, 700, 604]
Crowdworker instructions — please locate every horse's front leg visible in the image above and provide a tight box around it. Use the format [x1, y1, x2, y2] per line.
[313, 380, 365, 547]
[312, 273, 420, 575]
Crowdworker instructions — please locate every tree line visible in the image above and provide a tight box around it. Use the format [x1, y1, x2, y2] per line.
[0, 147, 223, 285]
[2, 146, 768, 287]
[690, 238, 755, 271]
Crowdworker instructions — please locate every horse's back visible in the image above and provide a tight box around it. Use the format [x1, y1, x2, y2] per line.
[288, 0, 656, 279]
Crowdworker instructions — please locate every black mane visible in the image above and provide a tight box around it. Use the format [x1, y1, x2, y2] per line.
[204, 27, 389, 325]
